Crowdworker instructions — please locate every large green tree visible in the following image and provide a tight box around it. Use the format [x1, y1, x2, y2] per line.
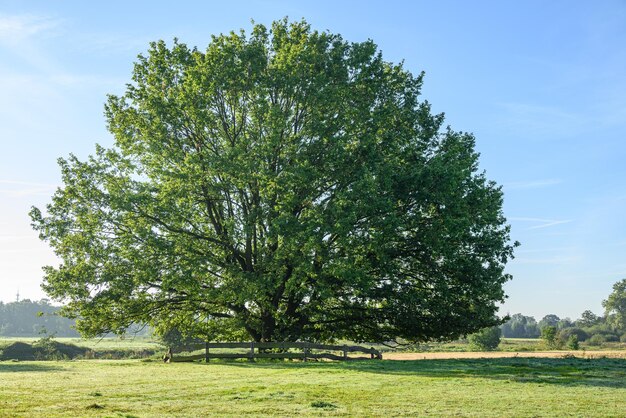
[603, 279, 626, 331]
[31, 19, 516, 343]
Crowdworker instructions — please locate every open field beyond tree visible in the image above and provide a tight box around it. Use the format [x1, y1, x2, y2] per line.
[1, 358, 625, 417]
[0, 337, 160, 351]
[2, 337, 626, 362]
[384, 351, 626, 360]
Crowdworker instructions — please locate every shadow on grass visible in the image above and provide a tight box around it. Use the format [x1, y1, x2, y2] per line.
[206, 357, 626, 389]
[0, 362, 65, 373]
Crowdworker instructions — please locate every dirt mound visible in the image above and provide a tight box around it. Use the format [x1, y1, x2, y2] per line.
[0, 342, 36, 360]
[0, 341, 90, 360]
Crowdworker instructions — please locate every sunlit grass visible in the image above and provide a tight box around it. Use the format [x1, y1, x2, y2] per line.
[0, 337, 160, 351]
[0, 358, 624, 417]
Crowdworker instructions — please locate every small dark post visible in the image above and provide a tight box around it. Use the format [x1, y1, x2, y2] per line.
[205, 342, 209, 363]
[163, 347, 173, 363]
[249, 341, 255, 361]
[343, 345, 348, 361]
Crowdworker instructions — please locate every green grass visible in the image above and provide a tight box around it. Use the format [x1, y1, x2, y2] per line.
[384, 338, 626, 353]
[0, 337, 162, 361]
[2, 336, 624, 356]
[0, 337, 160, 351]
[0, 358, 624, 417]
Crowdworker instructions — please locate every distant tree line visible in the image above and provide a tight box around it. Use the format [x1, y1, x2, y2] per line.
[500, 311, 603, 339]
[502, 308, 625, 346]
[0, 299, 80, 337]
[0, 299, 153, 338]
[501, 279, 626, 345]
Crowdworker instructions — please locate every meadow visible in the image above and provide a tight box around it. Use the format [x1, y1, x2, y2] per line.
[2, 336, 625, 361]
[0, 337, 159, 351]
[1, 357, 625, 417]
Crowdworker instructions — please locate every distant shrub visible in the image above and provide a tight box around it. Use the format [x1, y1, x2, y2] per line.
[33, 336, 65, 360]
[584, 325, 616, 338]
[541, 326, 559, 349]
[31, 336, 89, 360]
[468, 326, 501, 351]
[557, 327, 588, 342]
[587, 334, 606, 346]
[566, 335, 579, 350]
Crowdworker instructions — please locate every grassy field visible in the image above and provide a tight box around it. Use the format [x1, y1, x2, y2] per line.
[0, 357, 625, 417]
[2, 336, 624, 354]
[0, 337, 162, 360]
[393, 338, 626, 353]
[0, 337, 160, 351]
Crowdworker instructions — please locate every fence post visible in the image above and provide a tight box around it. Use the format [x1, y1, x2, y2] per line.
[249, 341, 255, 361]
[205, 342, 209, 363]
[303, 342, 308, 362]
[343, 345, 348, 360]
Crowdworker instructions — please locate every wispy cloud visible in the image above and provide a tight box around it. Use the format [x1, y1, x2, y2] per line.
[0, 14, 127, 94]
[513, 255, 580, 265]
[515, 246, 575, 254]
[74, 32, 151, 56]
[49, 73, 125, 88]
[528, 220, 572, 230]
[0, 13, 64, 76]
[0, 14, 61, 43]
[509, 217, 573, 230]
[0, 12, 147, 62]
[0, 180, 58, 197]
[503, 179, 562, 190]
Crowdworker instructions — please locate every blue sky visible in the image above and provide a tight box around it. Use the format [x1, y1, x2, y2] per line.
[1, 0, 625, 321]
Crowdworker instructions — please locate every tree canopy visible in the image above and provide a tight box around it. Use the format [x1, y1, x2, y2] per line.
[31, 19, 516, 343]
[576, 310, 602, 328]
[500, 313, 540, 338]
[603, 279, 626, 331]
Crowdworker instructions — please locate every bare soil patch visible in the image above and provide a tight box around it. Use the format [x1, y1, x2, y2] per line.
[384, 350, 626, 360]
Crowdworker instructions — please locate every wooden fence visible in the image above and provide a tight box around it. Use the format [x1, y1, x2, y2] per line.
[163, 342, 382, 363]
